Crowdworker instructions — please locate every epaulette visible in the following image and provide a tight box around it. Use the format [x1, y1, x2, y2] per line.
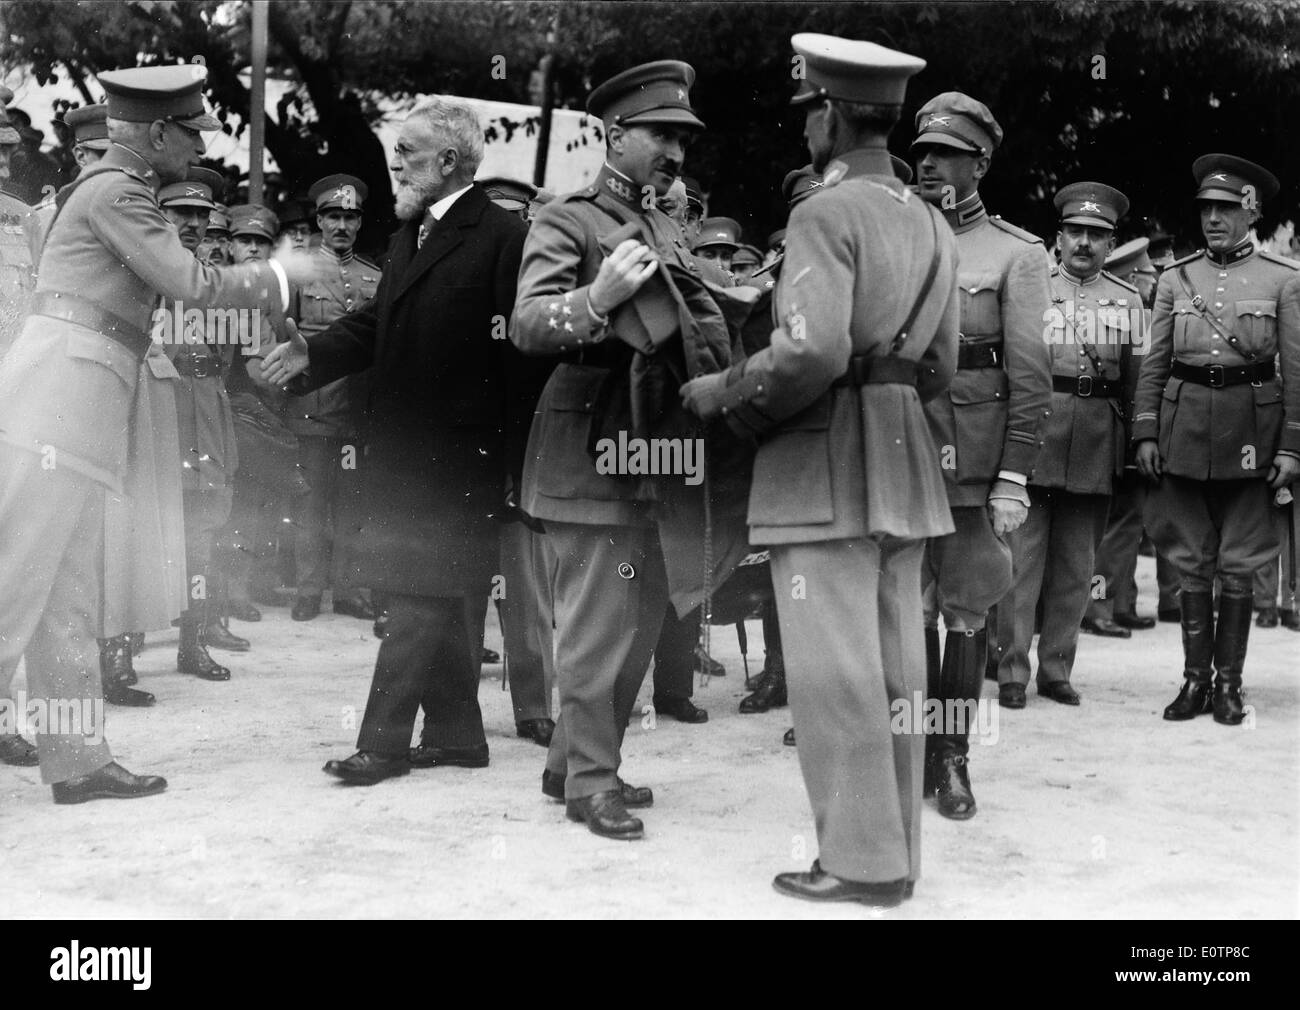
[988, 215, 1042, 244]
[556, 185, 600, 204]
[1168, 250, 1203, 269]
[1259, 250, 1300, 270]
[1101, 269, 1139, 294]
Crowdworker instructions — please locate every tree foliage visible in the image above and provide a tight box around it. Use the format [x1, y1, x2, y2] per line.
[3, 0, 1299, 252]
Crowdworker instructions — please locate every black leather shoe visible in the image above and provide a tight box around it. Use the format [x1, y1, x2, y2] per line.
[481, 647, 501, 664]
[292, 595, 321, 621]
[542, 769, 652, 807]
[409, 742, 489, 768]
[565, 790, 644, 840]
[324, 751, 410, 784]
[695, 644, 725, 677]
[772, 861, 908, 907]
[226, 599, 262, 622]
[1038, 681, 1081, 705]
[1080, 616, 1131, 638]
[103, 680, 156, 707]
[0, 732, 39, 766]
[1158, 608, 1181, 623]
[332, 596, 376, 621]
[1212, 677, 1246, 726]
[1255, 607, 1279, 629]
[739, 671, 787, 713]
[373, 610, 389, 639]
[744, 668, 772, 692]
[1282, 609, 1300, 631]
[516, 718, 555, 746]
[204, 616, 250, 652]
[933, 754, 976, 820]
[52, 762, 167, 804]
[654, 696, 709, 723]
[177, 643, 230, 681]
[1114, 611, 1156, 630]
[100, 635, 154, 705]
[1164, 674, 1213, 720]
[783, 727, 795, 746]
[998, 683, 1026, 709]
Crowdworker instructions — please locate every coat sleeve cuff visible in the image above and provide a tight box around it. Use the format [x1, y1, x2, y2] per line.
[999, 440, 1040, 477]
[1131, 417, 1159, 443]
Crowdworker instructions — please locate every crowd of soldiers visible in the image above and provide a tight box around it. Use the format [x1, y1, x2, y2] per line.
[0, 31, 1296, 910]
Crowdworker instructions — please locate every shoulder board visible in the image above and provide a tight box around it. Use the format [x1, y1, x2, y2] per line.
[1259, 250, 1300, 270]
[988, 215, 1042, 244]
[1101, 269, 1139, 293]
[1049, 264, 1060, 277]
[556, 185, 600, 204]
[0, 191, 32, 212]
[1168, 250, 1203, 269]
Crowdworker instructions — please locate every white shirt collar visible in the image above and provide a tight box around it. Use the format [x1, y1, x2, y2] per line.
[429, 184, 473, 222]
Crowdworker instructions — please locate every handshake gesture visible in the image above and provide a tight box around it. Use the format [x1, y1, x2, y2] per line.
[261, 317, 311, 387]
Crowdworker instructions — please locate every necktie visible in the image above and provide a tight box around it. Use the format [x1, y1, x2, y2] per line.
[417, 212, 437, 249]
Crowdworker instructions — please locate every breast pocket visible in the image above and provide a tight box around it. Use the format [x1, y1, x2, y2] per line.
[1171, 299, 1203, 354]
[530, 364, 638, 502]
[1234, 299, 1277, 354]
[959, 274, 1002, 337]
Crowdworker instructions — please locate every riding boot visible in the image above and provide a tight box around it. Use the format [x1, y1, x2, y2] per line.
[931, 628, 982, 820]
[1211, 595, 1251, 726]
[922, 625, 941, 797]
[1162, 590, 1214, 721]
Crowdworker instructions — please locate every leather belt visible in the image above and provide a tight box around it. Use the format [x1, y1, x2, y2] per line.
[832, 354, 919, 387]
[1052, 374, 1121, 398]
[172, 350, 225, 379]
[1171, 359, 1275, 389]
[957, 342, 1003, 370]
[31, 291, 152, 358]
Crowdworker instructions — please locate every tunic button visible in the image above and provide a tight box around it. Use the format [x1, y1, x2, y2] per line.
[968, 287, 978, 294]
[1210, 348, 1220, 356]
[1214, 302, 1222, 309]
[1219, 272, 1228, 278]
[1211, 334, 1219, 340]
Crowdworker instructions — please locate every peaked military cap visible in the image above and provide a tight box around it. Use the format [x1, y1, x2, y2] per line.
[64, 103, 110, 149]
[228, 204, 279, 241]
[309, 173, 367, 213]
[1106, 237, 1155, 276]
[766, 229, 786, 251]
[1054, 181, 1129, 230]
[789, 34, 925, 107]
[159, 166, 224, 210]
[732, 244, 763, 268]
[782, 165, 822, 207]
[0, 86, 19, 146]
[587, 60, 705, 130]
[681, 175, 704, 212]
[1191, 153, 1279, 204]
[97, 65, 220, 130]
[912, 92, 1002, 156]
[479, 176, 537, 212]
[207, 207, 231, 236]
[693, 216, 742, 252]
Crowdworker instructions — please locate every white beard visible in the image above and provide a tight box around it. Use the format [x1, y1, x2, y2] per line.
[394, 169, 441, 221]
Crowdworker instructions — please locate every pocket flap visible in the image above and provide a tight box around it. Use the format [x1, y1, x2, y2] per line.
[780, 394, 831, 432]
[1235, 299, 1277, 319]
[948, 367, 1009, 406]
[547, 364, 609, 412]
[1252, 379, 1283, 405]
[64, 330, 137, 387]
[1162, 376, 1184, 402]
[1172, 299, 1196, 315]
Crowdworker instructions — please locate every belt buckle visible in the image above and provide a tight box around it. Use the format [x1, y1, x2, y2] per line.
[1076, 374, 1093, 397]
[190, 355, 211, 379]
[1207, 364, 1225, 389]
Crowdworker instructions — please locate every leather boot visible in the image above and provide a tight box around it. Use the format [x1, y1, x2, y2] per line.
[738, 663, 786, 713]
[922, 625, 941, 797]
[177, 607, 231, 681]
[1163, 591, 1214, 721]
[1212, 595, 1251, 726]
[931, 628, 982, 820]
[98, 635, 154, 707]
[203, 610, 250, 652]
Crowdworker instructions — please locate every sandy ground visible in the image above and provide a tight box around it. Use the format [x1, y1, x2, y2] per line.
[2, 557, 1296, 920]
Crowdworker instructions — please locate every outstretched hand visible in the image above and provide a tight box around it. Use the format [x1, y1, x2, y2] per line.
[260, 317, 310, 387]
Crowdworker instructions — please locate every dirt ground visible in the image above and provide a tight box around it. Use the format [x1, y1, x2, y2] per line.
[2, 556, 1296, 920]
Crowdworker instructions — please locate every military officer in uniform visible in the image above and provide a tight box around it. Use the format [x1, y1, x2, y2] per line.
[684, 33, 958, 905]
[511, 60, 740, 840]
[1083, 237, 1182, 635]
[1135, 154, 1300, 725]
[912, 91, 1053, 818]
[0, 66, 300, 802]
[28, 104, 111, 261]
[731, 244, 763, 288]
[198, 205, 231, 265]
[692, 216, 741, 274]
[283, 174, 380, 623]
[995, 183, 1145, 707]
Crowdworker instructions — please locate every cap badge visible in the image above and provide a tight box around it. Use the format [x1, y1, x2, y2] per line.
[677, 88, 686, 101]
[923, 115, 951, 128]
[1209, 173, 1228, 182]
[1081, 200, 1100, 213]
[185, 186, 203, 197]
[334, 185, 358, 209]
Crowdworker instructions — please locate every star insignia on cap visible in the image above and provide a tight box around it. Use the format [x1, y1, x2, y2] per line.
[677, 88, 686, 101]
[1081, 200, 1101, 212]
[924, 115, 951, 127]
[1209, 173, 1228, 181]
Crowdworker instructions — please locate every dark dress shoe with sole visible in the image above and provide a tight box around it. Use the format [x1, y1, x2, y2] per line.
[481, 647, 501, 664]
[566, 790, 644, 840]
[772, 861, 908, 907]
[542, 769, 652, 807]
[323, 750, 410, 784]
[653, 696, 708, 723]
[292, 595, 322, 622]
[695, 644, 725, 677]
[1282, 609, 1300, 631]
[52, 762, 167, 804]
[1080, 616, 1131, 638]
[177, 644, 230, 681]
[516, 718, 555, 746]
[0, 732, 40, 766]
[103, 681, 156, 707]
[1038, 681, 1081, 705]
[1255, 607, 1279, 629]
[1114, 611, 1155, 630]
[332, 597, 376, 621]
[998, 683, 1027, 709]
[933, 754, 976, 820]
[783, 727, 795, 746]
[739, 672, 787, 713]
[226, 600, 262, 622]
[204, 617, 250, 652]
[409, 743, 489, 768]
